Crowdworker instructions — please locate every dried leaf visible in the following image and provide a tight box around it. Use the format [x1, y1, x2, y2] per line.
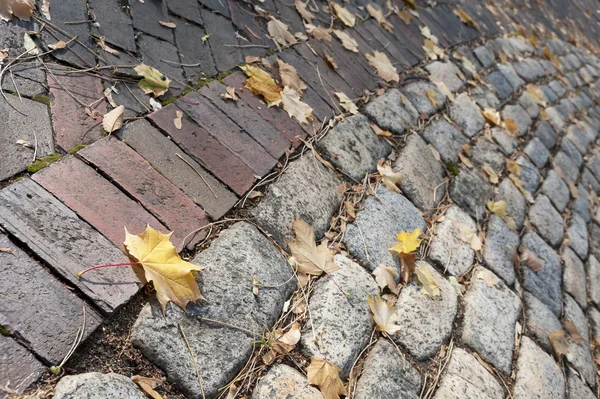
[278, 59, 307, 93]
[399, 252, 416, 284]
[201, 34, 210, 43]
[0, 48, 7, 61]
[240, 64, 282, 106]
[23, 33, 38, 55]
[503, 118, 518, 134]
[419, 26, 438, 44]
[526, 84, 547, 107]
[482, 164, 499, 184]
[565, 320, 584, 344]
[306, 358, 348, 399]
[426, 88, 438, 108]
[131, 376, 163, 399]
[568, 182, 580, 199]
[333, 30, 358, 52]
[221, 86, 238, 102]
[506, 158, 521, 175]
[0, 248, 14, 255]
[415, 264, 440, 298]
[271, 322, 301, 354]
[402, 0, 416, 9]
[366, 3, 393, 32]
[398, 10, 412, 24]
[135, 64, 171, 97]
[305, 24, 333, 41]
[454, 222, 482, 251]
[102, 105, 125, 133]
[377, 160, 402, 192]
[268, 17, 298, 47]
[448, 276, 463, 296]
[0, 0, 33, 21]
[335, 92, 358, 114]
[252, 275, 259, 296]
[324, 52, 338, 69]
[370, 124, 392, 137]
[97, 36, 120, 56]
[295, 0, 314, 23]
[281, 86, 313, 124]
[509, 174, 534, 203]
[390, 228, 422, 254]
[332, 2, 355, 27]
[122, 225, 205, 312]
[41, 0, 50, 20]
[476, 268, 499, 287]
[245, 55, 260, 63]
[487, 200, 508, 217]
[366, 51, 399, 83]
[373, 264, 399, 294]
[288, 218, 338, 276]
[48, 40, 67, 50]
[454, 9, 478, 28]
[368, 295, 401, 334]
[458, 151, 472, 168]
[159, 21, 176, 28]
[520, 248, 543, 271]
[174, 110, 183, 130]
[423, 38, 444, 60]
[549, 330, 569, 359]
[482, 107, 501, 125]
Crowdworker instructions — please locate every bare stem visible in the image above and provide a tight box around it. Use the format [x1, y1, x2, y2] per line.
[77, 262, 141, 277]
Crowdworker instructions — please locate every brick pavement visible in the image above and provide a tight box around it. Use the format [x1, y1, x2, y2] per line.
[2, 0, 600, 397]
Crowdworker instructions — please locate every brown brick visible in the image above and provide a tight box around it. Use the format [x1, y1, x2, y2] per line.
[0, 335, 44, 394]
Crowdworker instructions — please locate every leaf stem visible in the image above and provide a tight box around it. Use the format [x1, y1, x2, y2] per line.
[77, 262, 141, 277]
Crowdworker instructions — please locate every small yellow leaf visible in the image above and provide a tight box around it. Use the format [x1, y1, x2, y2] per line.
[332, 2, 356, 27]
[124, 225, 205, 313]
[390, 228, 422, 254]
[373, 264, 399, 294]
[241, 64, 282, 106]
[454, 222, 482, 251]
[368, 295, 401, 334]
[423, 38, 444, 60]
[366, 51, 399, 83]
[503, 118, 518, 135]
[506, 158, 521, 175]
[287, 218, 338, 276]
[487, 200, 508, 217]
[135, 64, 171, 97]
[482, 164, 499, 184]
[366, 3, 393, 32]
[415, 264, 440, 298]
[402, 0, 416, 9]
[526, 84, 546, 107]
[306, 358, 348, 399]
[426, 88, 438, 108]
[539, 108, 549, 120]
[335, 92, 358, 114]
[454, 9, 478, 28]
[281, 86, 313, 124]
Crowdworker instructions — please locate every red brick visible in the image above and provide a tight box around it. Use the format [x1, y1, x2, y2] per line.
[148, 104, 256, 196]
[32, 155, 167, 251]
[48, 67, 106, 151]
[79, 138, 209, 249]
[223, 71, 309, 146]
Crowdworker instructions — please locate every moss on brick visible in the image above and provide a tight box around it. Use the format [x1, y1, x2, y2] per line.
[161, 97, 178, 106]
[444, 162, 460, 176]
[32, 95, 51, 107]
[27, 154, 62, 173]
[69, 144, 87, 154]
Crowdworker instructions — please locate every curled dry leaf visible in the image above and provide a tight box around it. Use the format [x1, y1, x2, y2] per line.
[481, 107, 501, 125]
[568, 182, 580, 199]
[335, 92, 358, 114]
[240, 64, 282, 106]
[368, 295, 401, 334]
[324, 52, 338, 69]
[221, 86, 238, 102]
[482, 164, 499, 184]
[102, 105, 125, 133]
[97, 36, 120, 56]
[287, 218, 338, 276]
[487, 200, 508, 217]
[548, 330, 569, 359]
[48, 40, 67, 50]
[267, 16, 298, 47]
[0, 0, 33, 22]
[476, 268, 499, 288]
[333, 29, 358, 52]
[281, 86, 313, 124]
[159, 21, 176, 28]
[506, 158, 521, 175]
[332, 2, 355, 27]
[425, 88, 438, 108]
[457, 151, 472, 168]
[366, 3, 393, 32]
[278, 59, 307, 93]
[377, 160, 402, 192]
[373, 264, 399, 294]
[305, 24, 333, 41]
[415, 264, 440, 298]
[454, 9, 478, 28]
[564, 320, 584, 344]
[123, 225, 205, 313]
[520, 247, 543, 271]
[454, 221, 482, 251]
[526, 84, 547, 107]
[366, 51, 399, 83]
[294, 0, 314, 23]
[131, 376, 163, 399]
[135, 64, 171, 97]
[423, 38, 444, 60]
[399, 252, 416, 284]
[509, 174, 534, 203]
[0, 248, 14, 255]
[173, 110, 183, 130]
[371, 123, 392, 137]
[306, 358, 348, 399]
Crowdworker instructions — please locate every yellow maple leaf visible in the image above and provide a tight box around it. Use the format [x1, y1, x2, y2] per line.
[368, 295, 401, 334]
[288, 218, 338, 276]
[240, 64, 282, 107]
[306, 358, 348, 399]
[124, 225, 204, 313]
[390, 228, 422, 254]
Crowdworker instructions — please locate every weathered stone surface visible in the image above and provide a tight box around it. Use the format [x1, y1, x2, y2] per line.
[513, 336, 565, 399]
[130, 0, 173, 43]
[564, 295, 596, 387]
[540, 84, 559, 103]
[252, 152, 341, 247]
[0, 335, 44, 394]
[132, 222, 295, 398]
[54, 373, 146, 399]
[567, 213, 589, 261]
[561, 138, 584, 168]
[566, 124, 594, 155]
[449, 166, 493, 222]
[546, 107, 567, 132]
[563, 247, 587, 309]
[572, 184, 592, 223]
[471, 85, 501, 110]
[498, 63, 525, 90]
[553, 151, 579, 184]
[589, 306, 600, 339]
[425, 61, 465, 92]
[317, 113, 392, 181]
[474, 46, 495, 68]
[519, 91, 540, 118]
[485, 70, 514, 100]
[513, 59, 545, 82]
[363, 88, 418, 135]
[401, 80, 446, 116]
[301, 256, 378, 377]
[592, 224, 600, 260]
[582, 167, 600, 193]
[587, 255, 600, 307]
[89, 0, 136, 52]
[354, 339, 421, 399]
[502, 104, 532, 137]
[524, 292, 562, 353]
[450, 93, 485, 137]
[422, 118, 468, 163]
[393, 134, 446, 213]
[483, 215, 519, 285]
[432, 348, 504, 399]
[392, 261, 458, 360]
[491, 127, 518, 155]
[470, 139, 504, 172]
[528, 195, 564, 248]
[498, 178, 526, 229]
[345, 186, 426, 274]
[535, 121, 559, 149]
[517, 155, 541, 194]
[520, 229, 563, 315]
[549, 80, 567, 97]
[429, 205, 476, 276]
[252, 365, 323, 399]
[524, 138, 550, 168]
[0, 179, 140, 313]
[0, 234, 102, 364]
[0, 95, 54, 181]
[541, 170, 570, 212]
[567, 368, 596, 399]
[174, 20, 217, 81]
[462, 266, 521, 375]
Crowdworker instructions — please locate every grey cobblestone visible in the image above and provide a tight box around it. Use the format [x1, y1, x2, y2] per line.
[562, 247, 587, 308]
[54, 373, 146, 399]
[541, 170, 570, 212]
[513, 337, 565, 399]
[528, 195, 564, 248]
[449, 167, 493, 222]
[363, 88, 418, 135]
[566, 368, 596, 399]
[402, 81, 446, 116]
[524, 292, 562, 353]
[498, 178, 527, 229]
[483, 215, 519, 285]
[519, 91, 540, 118]
[524, 137, 550, 168]
[553, 151, 580, 184]
[449, 93, 485, 138]
[517, 155, 541, 194]
[470, 139, 504, 172]
[422, 118, 468, 164]
[564, 295, 596, 387]
[485, 70, 514, 100]
[252, 365, 322, 399]
[567, 213, 589, 260]
[561, 138, 584, 167]
[586, 255, 600, 307]
[425, 61, 465, 92]
[501, 104, 532, 137]
[572, 184, 592, 223]
[535, 121, 559, 149]
[497, 63, 525, 91]
[491, 127, 518, 155]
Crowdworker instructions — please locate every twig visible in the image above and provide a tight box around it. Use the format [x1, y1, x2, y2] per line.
[161, 59, 202, 67]
[50, 305, 87, 374]
[197, 317, 259, 337]
[9, 70, 22, 103]
[224, 44, 270, 48]
[175, 153, 217, 199]
[178, 322, 206, 399]
[181, 218, 247, 249]
[32, 130, 38, 162]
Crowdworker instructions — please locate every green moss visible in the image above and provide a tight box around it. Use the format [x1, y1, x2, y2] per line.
[0, 326, 10, 336]
[216, 70, 234, 84]
[444, 162, 460, 176]
[27, 154, 62, 173]
[69, 144, 87, 154]
[32, 95, 51, 107]
[161, 96, 178, 106]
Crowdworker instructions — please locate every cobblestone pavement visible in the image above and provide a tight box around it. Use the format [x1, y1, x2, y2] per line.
[3, 0, 600, 397]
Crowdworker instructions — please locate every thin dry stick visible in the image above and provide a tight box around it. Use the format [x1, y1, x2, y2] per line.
[422, 339, 454, 399]
[50, 305, 87, 374]
[161, 59, 202, 67]
[178, 322, 206, 399]
[181, 218, 247, 248]
[8, 70, 22, 103]
[197, 317, 260, 337]
[175, 153, 217, 198]
[224, 44, 270, 48]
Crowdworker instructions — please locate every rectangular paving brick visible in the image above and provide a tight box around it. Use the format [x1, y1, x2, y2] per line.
[174, 20, 217, 82]
[78, 138, 210, 249]
[130, 0, 173, 43]
[48, 66, 106, 152]
[120, 119, 237, 219]
[148, 104, 256, 196]
[0, 178, 140, 313]
[89, 0, 136, 52]
[200, 8, 243, 72]
[223, 71, 310, 144]
[199, 80, 290, 158]
[0, 233, 103, 364]
[0, 335, 44, 394]
[321, 38, 379, 90]
[177, 92, 277, 176]
[137, 34, 186, 95]
[166, 0, 203, 24]
[355, 21, 411, 69]
[227, 0, 269, 59]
